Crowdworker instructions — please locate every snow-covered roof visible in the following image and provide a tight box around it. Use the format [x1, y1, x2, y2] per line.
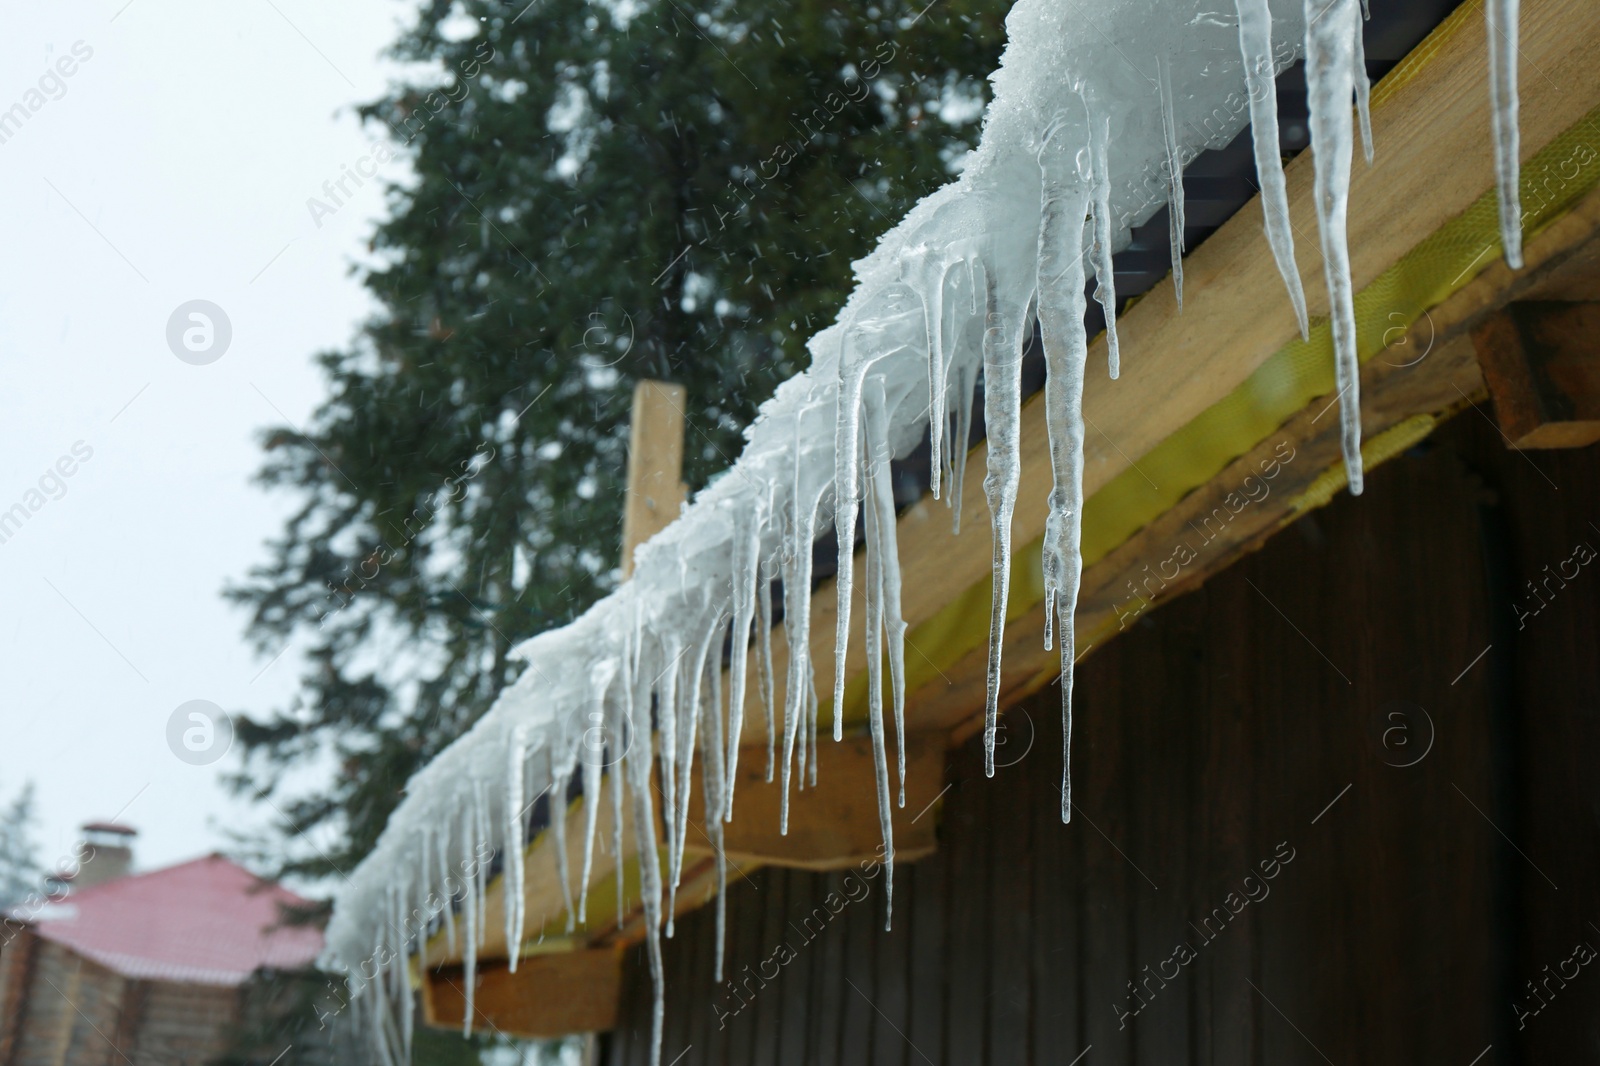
[322, 1, 1525, 1062]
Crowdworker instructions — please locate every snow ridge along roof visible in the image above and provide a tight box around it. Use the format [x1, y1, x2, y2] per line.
[323, 2, 1526, 1063]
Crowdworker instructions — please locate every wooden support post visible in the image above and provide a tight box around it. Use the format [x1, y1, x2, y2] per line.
[620, 380, 688, 578]
[684, 733, 944, 870]
[422, 949, 623, 1038]
[1472, 301, 1600, 448]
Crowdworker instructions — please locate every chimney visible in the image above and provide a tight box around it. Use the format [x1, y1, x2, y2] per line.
[74, 822, 137, 890]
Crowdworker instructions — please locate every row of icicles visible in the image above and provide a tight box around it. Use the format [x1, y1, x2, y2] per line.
[341, 1, 1525, 1063]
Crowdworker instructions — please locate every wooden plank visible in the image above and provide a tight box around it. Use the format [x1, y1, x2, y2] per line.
[806, 871, 848, 1064]
[684, 732, 941, 871]
[621, 380, 688, 579]
[835, 869, 876, 1066]
[681, 881, 716, 1066]
[868, 857, 912, 1066]
[1127, 617, 1191, 1066]
[942, 743, 990, 1064]
[1078, 660, 1134, 1064]
[1192, 574, 1256, 1066]
[719, 866, 762, 1066]
[729, 0, 1600, 753]
[1473, 301, 1600, 447]
[750, 869, 788, 1066]
[987, 736, 1032, 1065]
[424, 949, 623, 1038]
[774, 869, 816, 1066]
[1030, 706, 1082, 1064]
[906, 808, 950, 1065]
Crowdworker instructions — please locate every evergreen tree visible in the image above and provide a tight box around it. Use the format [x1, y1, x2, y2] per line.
[228, 0, 1005, 882]
[0, 778, 41, 910]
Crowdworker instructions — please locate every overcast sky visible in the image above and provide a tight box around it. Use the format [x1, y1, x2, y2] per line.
[0, 0, 423, 878]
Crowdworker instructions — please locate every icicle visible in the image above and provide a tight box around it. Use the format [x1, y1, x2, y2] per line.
[1036, 115, 1093, 824]
[578, 678, 609, 925]
[700, 647, 729, 983]
[922, 253, 957, 500]
[624, 639, 667, 1066]
[755, 549, 778, 783]
[1087, 110, 1121, 378]
[472, 781, 490, 949]
[1158, 55, 1186, 309]
[831, 317, 868, 745]
[1304, 0, 1366, 495]
[393, 882, 414, 1063]
[947, 328, 979, 536]
[979, 267, 1027, 779]
[612, 637, 631, 932]
[862, 375, 898, 926]
[460, 802, 477, 1037]
[435, 822, 457, 956]
[1234, 0, 1310, 338]
[668, 613, 718, 930]
[1352, 15, 1373, 166]
[806, 669, 820, 789]
[862, 375, 908, 808]
[780, 398, 828, 835]
[415, 825, 434, 936]
[724, 502, 759, 820]
[504, 728, 526, 971]
[1486, 0, 1523, 268]
[656, 631, 681, 893]
[548, 757, 577, 933]
[368, 924, 397, 1064]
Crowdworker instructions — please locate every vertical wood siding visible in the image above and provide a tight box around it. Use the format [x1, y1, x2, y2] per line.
[604, 414, 1599, 1066]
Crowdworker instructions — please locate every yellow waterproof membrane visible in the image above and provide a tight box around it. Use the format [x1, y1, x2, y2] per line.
[839, 78, 1600, 725]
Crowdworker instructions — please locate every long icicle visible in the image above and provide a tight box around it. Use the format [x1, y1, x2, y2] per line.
[612, 627, 633, 933]
[756, 548, 778, 783]
[923, 253, 957, 500]
[700, 645, 729, 982]
[1087, 110, 1122, 378]
[1158, 55, 1186, 309]
[862, 374, 897, 926]
[625, 636, 666, 1066]
[656, 631, 681, 897]
[780, 399, 827, 834]
[435, 821, 456, 957]
[947, 278, 983, 537]
[1352, 10, 1374, 166]
[1304, 0, 1366, 495]
[1037, 110, 1093, 824]
[831, 318, 869, 743]
[1234, 0, 1310, 337]
[980, 268, 1027, 778]
[548, 759, 576, 933]
[460, 802, 477, 1037]
[669, 611, 719, 931]
[1486, 0, 1523, 268]
[724, 502, 759, 820]
[863, 376, 908, 808]
[504, 728, 526, 970]
[578, 679, 608, 924]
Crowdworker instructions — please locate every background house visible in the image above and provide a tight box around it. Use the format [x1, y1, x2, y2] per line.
[0, 825, 325, 1066]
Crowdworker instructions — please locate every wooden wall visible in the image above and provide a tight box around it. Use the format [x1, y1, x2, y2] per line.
[603, 413, 1600, 1065]
[0, 928, 243, 1066]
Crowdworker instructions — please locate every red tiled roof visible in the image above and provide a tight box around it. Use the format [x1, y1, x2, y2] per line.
[25, 854, 323, 986]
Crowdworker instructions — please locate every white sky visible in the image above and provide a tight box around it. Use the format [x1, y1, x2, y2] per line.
[0, 0, 423, 879]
